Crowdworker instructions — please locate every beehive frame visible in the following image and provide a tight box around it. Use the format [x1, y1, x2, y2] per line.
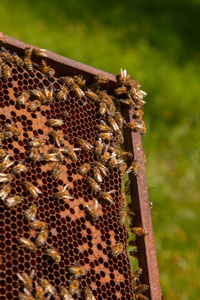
[0, 33, 162, 300]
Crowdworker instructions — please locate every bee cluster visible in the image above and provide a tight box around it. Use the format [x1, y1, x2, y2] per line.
[0, 45, 148, 300]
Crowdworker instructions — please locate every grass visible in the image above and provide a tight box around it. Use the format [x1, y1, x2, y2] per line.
[1, 0, 200, 298]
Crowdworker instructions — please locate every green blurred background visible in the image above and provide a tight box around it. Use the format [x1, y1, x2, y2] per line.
[1, 0, 200, 298]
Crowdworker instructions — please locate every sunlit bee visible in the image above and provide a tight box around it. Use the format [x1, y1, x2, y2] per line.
[94, 161, 108, 176]
[29, 137, 46, 148]
[31, 89, 45, 102]
[0, 130, 13, 142]
[117, 68, 130, 85]
[43, 87, 53, 104]
[28, 100, 41, 112]
[132, 267, 143, 285]
[24, 57, 33, 72]
[88, 177, 101, 193]
[107, 146, 121, 158]
[17, 270, 35, 290]
[74, 75, 86, 87]
[85, 89, 99, 102]
[108, 152, 122, 169]
[24, 205, 37, 222]
[85, 200, 99, 221]
[35, 229, 49, 247]
[0, 173, 14, 183]
[121, 193, 127, 208]
[127, 120, 146, 134]
[107, 102, 116, 116]
[120, 98, 135, 107]
[61, 146, 80, 162]
[107, 116, 119, 132]
[17, 91, 29, 106]
[133, 109, 144, 119]
[94, 138, 103, 157]
[116, 131, 124, 144]
[0, 47, 13, 62]
[60, 76, 75, 87]
[39, 278, 56, 296]
[72, 83, 85, 98]
[39, 59, 49, 73]
[29, 147, 39, 162]
[115, 112, 125, 129]
[119, 208, 127, 225]
[0, 183, 11, 201]
[135, 293, 149, 300]
[18, 237, 37, 252]
[85, 287, 96, 300]
[119, 160, 127, 174]
[46, 247, 61, 263]
[0, 148, 7, 160]
[94, 75, 108, 85]
[68, 279, 80, 295]
[23, 181, 42, 199]
[56, 86, 68, 101]
[134, 284, 149, 294]
[41, 152, 63, 163]
[48, 147, 65, 162]
[132, 227, 148, 236]
[122, 152, 133, 161]
[60, 286, 72, 300]
[69, 263, 87, 278]
[54, 184, 73, 201]
[78, 163, 91, 175]
[0, 155, 14, 172]
[30, 219, 47, 231]
[77, 138, 93, 152]
[52, 163, 62, 180]
[24, 47, 33, 58]
[127, 159, 138, 176]
[46, 118, 64, 128]
[18, 290, 35, 300]
[35, 282, 45, 300]
[4, 122, 20, 137]
[111, 242, 124, 257]
[114, 85, 127, 96]
[93, 166, 102, 183]
[49, 130, 65, 147]
[132, 89, 147, 103]
[98, 132, 112, 142]
[32, 47, 47, 57]
[99, 190, 115, 204]
[12, 160, 29, 174]
[12, 52, 24, 67]
[97, 122, 112, 133]
[100, 149, 110, 165]
[2, 64, 11, 81]
[99, 102, 107, 115]
[4, 195, 23, 208]
[98, 90, 113, 102]
[46, 67, 55, 77]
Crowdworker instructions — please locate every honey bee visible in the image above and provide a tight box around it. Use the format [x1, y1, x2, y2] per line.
[56, 86, 68, 101]
[135, 294, 149, 300]
[85, 200, 99, 221]
[111, 242, 124, 257]
[24, 47, 33, 58]
[46, 67, 55, 77]
[0, 47, 12, 62]
[132, 268, 142, 285]
[39, 59, 49, 73]
[107, 116, 119, 132]
[40, 153, 61, 163]
[61, 146, 80, 162]
[100, 148, 110, 165]
[60, 76, 74, 87]
[54, 184, 73, 201]
[132, 109, 144, 119]
[24, 205, 37, 222]
[35, 282, 45, 300]
[94, 161, 108, 176]
[98, 132, 112, 141]
[12, 52, 24, 67]
[0, 173, 14, 183]
[122, 152, 133, 161]
[74, 75, 86, 87]
[0, 155, 14, 172]
[127, 120, 146, 134]
[29, 147, 39, 162]
[72, 83, 85, 98]
[0, 130, 13, 142]
[88, 177, 101, 193]
[94, 75, 108, 85]
[43, 87, 53, 104]
[127, 159, 138, 176]
[4, 195, 23, 208]
[48, 147, 65, 162]
[39, 278, 56, 296]
[93, 166, 102, 183]
[31, 89, 45, 102]
[24, 57, 33, 72]
[28, 100, 41, 112]
[29, 137, 46, 148]
[17, 91, 30, 105]
[4, 122, 20, 137]
[30, 219, 47, 231]
[107, 102, 116, 117]
[99, 102, 107, 115]
[60, 286, 72, 300]
[2, 64, 11, 81]
[116, 131, 124, 144]
[115, 112, 125, 130]
[97, 122, 112, 133]
[77, 138, 93, 152]
[23, 181, 42, 199]
[85, 287, 96, 300]
[46, 118, 64, 128]
[0, 148, 7, 160]
[68, 279, 80, 296]
[94, 138, 103, 157]
[120, 98, 135, 107]
[46, 247, 61, 263]
[12, 160, 29, 174]
[17, 270, 35, 290]
[125, 179, 131, 195]
[0, 183, 11, 200]
[85, 89, 99, 102]
[78, 163, 91, 175]
[52, 163, 62, 180]
[108, 152, 121, 169]
[49, 130, 65, 147]
[114, 86, 127, 95]
[18, 237, 37, 252]
[132, 227, 148, 236]
[18, 290, 35, 300]
[118, 161, 127, 174]
[32, 48, 47, 57]
[35, 229, 49, 247]
[117, 68, 130, 85]
[121, 193, 127, 208]
[107, 146, 121, 158]
[134, 284, 149, 294]
[69, 263, 87, 278]
[99, 190, 115, 204]
[119, 208, 135, 226]
[131, 89, 147, 103]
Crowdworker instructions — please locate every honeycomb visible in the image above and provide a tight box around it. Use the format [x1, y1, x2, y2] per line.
[0, 46, 135, 299]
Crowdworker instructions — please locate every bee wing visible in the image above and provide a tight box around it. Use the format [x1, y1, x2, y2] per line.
[34, 185, 42, 194]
